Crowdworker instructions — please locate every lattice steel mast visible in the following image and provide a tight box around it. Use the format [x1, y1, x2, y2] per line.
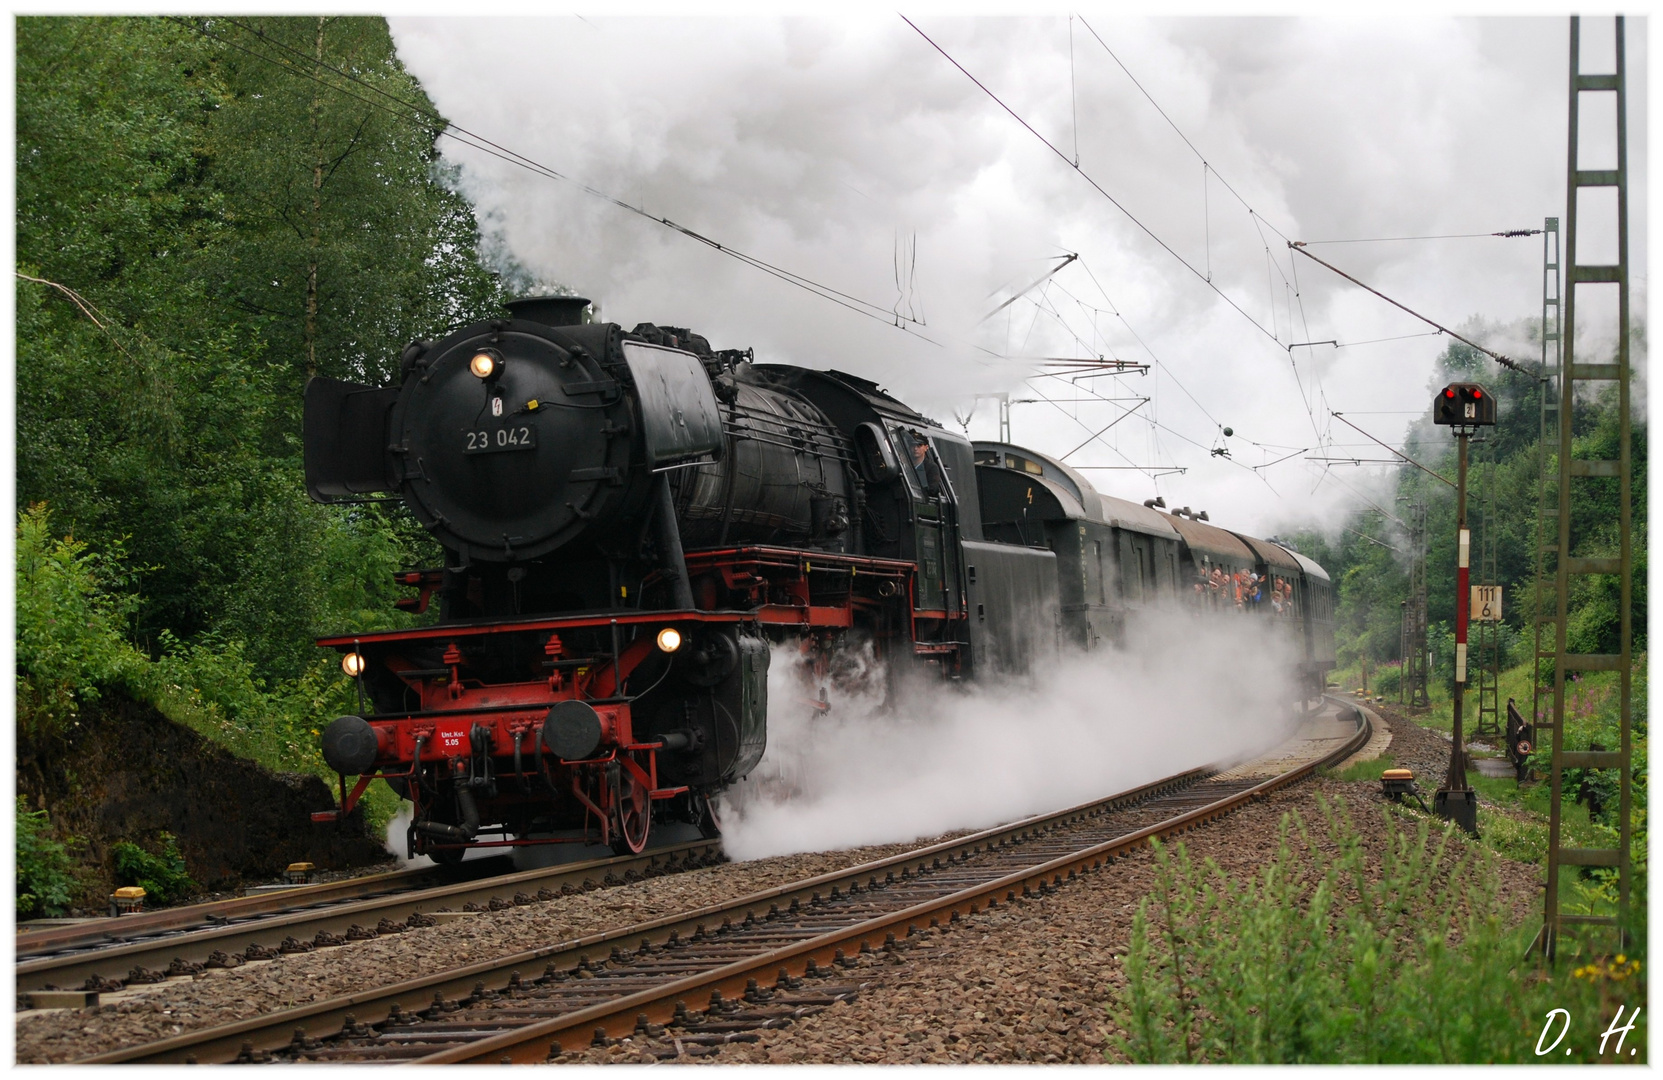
[1400, 501, 1430, 709]
[1541, 15, 1635, 957]
[1531, 218, 1563, 738]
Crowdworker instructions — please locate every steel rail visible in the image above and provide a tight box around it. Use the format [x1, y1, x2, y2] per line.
[69, 700, 1366, 1065]
[16, 861, 506, 958]
[73, 765, 1212, 1064]
[432, 700, 1370, 1063]
[20, 840, 721, 998]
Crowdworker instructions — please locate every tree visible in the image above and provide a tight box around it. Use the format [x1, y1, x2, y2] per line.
[1288, 318, 1646, 684]
[16, 16, 511, 685]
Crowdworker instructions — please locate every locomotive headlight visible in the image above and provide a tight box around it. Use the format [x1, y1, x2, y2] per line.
[656, 628, 683, 653]
[469, 351, 498, 379]
[341, 651, 366, 678]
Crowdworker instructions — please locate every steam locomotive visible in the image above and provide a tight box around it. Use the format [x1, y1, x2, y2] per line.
[304, 296, 1335, 861]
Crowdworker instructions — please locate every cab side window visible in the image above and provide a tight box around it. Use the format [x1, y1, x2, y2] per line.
[890, 424, 945, 498]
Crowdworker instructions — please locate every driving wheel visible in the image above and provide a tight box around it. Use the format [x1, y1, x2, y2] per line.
[612, 757, 651, 855]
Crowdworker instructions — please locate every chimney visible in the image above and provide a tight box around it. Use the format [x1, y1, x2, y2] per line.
[506, 295, 592, 327]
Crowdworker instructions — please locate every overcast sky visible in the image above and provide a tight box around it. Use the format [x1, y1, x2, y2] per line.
[391, 15, 1646, 540]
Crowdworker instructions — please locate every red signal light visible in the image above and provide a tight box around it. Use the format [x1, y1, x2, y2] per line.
[1434, 381, 1494, 426]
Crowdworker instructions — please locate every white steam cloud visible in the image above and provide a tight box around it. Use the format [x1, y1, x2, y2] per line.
[390, 16, 1644, 540]
[716, 612, 1304, 861]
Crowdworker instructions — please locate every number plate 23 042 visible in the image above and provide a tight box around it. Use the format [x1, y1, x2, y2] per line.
[464, 424, 538, 454]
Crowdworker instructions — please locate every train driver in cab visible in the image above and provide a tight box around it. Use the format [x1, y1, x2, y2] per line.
[907, 429, 943, 497]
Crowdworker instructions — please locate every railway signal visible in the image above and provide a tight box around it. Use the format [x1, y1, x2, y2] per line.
[1431, 380, 1495, 835]
[1432, 383, 1495, 427]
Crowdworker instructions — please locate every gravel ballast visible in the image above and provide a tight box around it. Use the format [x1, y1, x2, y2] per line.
[569, 775, 1542, 1064]
[14, 836, 963, 1063]
[20, 705, 1542, 1065]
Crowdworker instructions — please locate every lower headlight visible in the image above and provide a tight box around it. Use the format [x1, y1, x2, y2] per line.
[342, 651, 366, 678]
[656, 628, 683, 653]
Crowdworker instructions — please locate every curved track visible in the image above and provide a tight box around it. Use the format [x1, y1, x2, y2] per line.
[70, 697, 1367, 1064]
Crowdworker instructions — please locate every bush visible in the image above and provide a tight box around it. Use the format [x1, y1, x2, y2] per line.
[111, 832, 196, 906]
[14, 504, 148, 736]
[1526, 663, 1650, 875]
[151, 630, 326, 774]
[15, 506, 397, 841]
[1106, 798, 1646, 1063]
[16, 797, 78, 919]
[17, 505, 359, 778]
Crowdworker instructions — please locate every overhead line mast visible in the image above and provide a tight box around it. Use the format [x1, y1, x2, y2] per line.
[1539, 15, 1635, 960]
[1530, 218, 1563, 809]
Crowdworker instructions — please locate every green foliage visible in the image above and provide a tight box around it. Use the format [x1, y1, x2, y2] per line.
[16, 798, 79, 919]
[1523, 661, 1650, 895]
[111, 833, 197, 906]
[16, 15, 509, 689]
[1478, 809, 1550, 867]
[15, 501, 403, 844]
[15, 17, 520, 846]
[1286, 321, 1645, 685]
[1107, 799, 1647, 1063]
[16, 505, 347, 775]
[149, 631, 352, 775]
[1329, 754, 1396, 783]
[14, 504, 149, 737]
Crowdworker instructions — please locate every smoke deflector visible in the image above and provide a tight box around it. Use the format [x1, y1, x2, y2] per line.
[621, 340, 725, 469]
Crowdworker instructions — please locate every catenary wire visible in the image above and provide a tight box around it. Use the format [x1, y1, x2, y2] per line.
[175, 16, 937, 341]
[1072, 18, 1352, 457]
[1328, 412, 1455, 489]
[902, 16, 1285, 348]
[1289, 243, 1529, 373]
[1033, 17, 1330, 455]
[1300, 229, 1543, 245]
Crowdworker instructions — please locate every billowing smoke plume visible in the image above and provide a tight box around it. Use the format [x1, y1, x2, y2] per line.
[389, 17, 1609, 538]
[716, 613, 1304, 860]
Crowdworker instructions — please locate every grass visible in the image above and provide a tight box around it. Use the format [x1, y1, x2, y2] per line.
[1330, 667, 1640, 938]
[1331, 750, 1619, 900]
[16, 797, 81, 918]
[1329, 755, 1396, 783]
[1104, 798, 1647, 1063]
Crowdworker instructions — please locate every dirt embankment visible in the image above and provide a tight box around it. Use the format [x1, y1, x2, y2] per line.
[16, 689, 391, 908]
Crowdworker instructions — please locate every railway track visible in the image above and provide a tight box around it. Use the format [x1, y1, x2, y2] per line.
[18, 840, 723, 1001]
[17, 858, 505, 960]
[67, 698, 1368, 1065]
